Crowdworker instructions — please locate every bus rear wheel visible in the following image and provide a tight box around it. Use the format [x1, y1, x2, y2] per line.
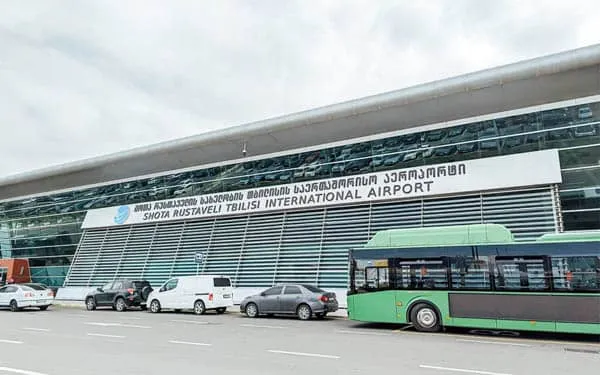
[410, 303, 441, 332]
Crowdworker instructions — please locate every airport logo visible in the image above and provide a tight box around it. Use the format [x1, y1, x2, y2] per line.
[114, 206, 130, 225]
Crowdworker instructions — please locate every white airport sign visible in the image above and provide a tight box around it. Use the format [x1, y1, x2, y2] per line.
[81, 149, 562, 229]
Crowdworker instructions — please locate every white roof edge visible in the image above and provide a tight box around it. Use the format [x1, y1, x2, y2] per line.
[2, 43, 600, 187]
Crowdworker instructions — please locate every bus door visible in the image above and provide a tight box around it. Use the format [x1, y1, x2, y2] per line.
[493, 256, 556, 331]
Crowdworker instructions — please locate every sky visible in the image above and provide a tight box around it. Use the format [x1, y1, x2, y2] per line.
[0, 0, 599, 177]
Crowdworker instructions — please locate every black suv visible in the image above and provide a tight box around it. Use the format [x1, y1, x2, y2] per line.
[85, 279, 153, 312]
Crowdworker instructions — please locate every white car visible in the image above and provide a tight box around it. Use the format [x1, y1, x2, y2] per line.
[0, 283, 55, 312]
[147, 275, 234, 315]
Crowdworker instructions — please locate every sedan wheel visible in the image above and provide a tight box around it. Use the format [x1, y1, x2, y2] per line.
[245, 303, 258, 318]
[9, 300, 19, 312]
[297, 304, 312, 321]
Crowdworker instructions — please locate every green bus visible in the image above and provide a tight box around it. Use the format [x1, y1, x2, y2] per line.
[347, 224, 600, 335]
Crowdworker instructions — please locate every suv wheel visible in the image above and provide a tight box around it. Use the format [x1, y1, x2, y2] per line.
[149, 299, 161, 313]
[86, 297, 96, 311]
[115, 297, 127, 312]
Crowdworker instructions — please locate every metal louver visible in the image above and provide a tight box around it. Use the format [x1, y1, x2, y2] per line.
[64, 187, 558, 289]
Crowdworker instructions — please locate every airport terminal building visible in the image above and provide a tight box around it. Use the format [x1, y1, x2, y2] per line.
[1, 45, 600, 301]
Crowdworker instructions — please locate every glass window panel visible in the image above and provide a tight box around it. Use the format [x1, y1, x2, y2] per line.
[560, 189, 600, 211]
[563, 210, 600, 231]
[552, 256, 600, 291]
[450, 256, 491, 290]
[392, 259, 448, 290]
[494, 257, 549, 291]
[561, 168, 600, 191]
[283, 285, 301, 295]
[560, 144, 600, 168]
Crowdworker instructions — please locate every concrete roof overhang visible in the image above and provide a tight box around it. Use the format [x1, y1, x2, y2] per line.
[1, 44, 600, 200]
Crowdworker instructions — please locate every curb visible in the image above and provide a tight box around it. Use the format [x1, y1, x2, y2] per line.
[51, 301, 349, 318]
[53, 301, 85, 309]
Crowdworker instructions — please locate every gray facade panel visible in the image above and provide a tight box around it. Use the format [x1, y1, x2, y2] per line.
[64, 188, 556, 289]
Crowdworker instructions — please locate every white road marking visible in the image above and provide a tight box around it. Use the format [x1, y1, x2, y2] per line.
[0, 366, 48, 375]
[84, 322, 151, 329]
[84, 322, 121, 327]
[267, 350, 340, 359]
[419, 364, 512, 375]
[120, 324, 151, 329]
[0, 340, 23, 345]
[170, 320, 209, 325]
[456, 339, 531, 347]
[336, 329, 391, 336]
[22, 328, 51, 332]
[168, 340, 212, 346]
[87, 333, 126, 339]
[240, 324, 286, 329]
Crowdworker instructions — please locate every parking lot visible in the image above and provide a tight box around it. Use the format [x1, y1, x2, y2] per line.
[0, 306, 598, 375]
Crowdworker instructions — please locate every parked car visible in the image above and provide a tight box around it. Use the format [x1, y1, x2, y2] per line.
[147, 275, 233, 315]
[0, 283, 55, 312]
[85, 279, 153, 312]
[240, 284, 339, 320]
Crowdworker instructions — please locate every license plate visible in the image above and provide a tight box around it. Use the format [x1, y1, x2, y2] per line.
[223, 294, 231, 299]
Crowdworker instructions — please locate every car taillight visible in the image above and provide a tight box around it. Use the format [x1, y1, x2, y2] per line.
[127, 288, 135, 295]
[24, 292, 33, 298]
[320, 295, 329, 303]
[208, 293, 213, 301]
[47, 290, 54, 297]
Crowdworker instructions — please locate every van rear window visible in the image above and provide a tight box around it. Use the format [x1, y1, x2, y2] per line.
[214, 278, 231, 287]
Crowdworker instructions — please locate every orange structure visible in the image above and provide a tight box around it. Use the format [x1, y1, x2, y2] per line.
[0, 259, 31, 285]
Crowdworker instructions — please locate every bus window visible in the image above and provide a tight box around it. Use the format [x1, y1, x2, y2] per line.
[353, 259, 390, 292]
[552, 256, 600, 291]
[365, 267, 389, 289]
[494, 257, 550, 291]
[449, 256, 491, 290]
[393, 259, 448, 290]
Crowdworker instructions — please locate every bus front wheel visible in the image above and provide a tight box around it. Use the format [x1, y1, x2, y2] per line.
[410, 303, 441, 332]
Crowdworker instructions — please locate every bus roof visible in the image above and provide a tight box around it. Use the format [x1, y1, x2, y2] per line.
[364, 224, 514, 248]
[536, 231, 600, 242]
[358, 224, 600, 251]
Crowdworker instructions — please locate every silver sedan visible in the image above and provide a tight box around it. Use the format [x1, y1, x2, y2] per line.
[240, 284, 338, 320]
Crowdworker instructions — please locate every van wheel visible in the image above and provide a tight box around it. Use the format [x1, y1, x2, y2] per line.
[410, 303, 441, 332]
[149, 299, 161, 313]
[245, 303, 258, 318]
[194, 300, 206, 315]
[216, 307, 226, 314]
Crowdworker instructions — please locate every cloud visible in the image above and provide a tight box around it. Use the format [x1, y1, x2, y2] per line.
[0, 0, 598, 177]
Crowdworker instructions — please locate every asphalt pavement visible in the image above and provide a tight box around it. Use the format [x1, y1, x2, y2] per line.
[0, 306, 598, 375]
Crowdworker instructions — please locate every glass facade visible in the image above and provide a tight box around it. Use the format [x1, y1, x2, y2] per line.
[1, 99, 600, 287]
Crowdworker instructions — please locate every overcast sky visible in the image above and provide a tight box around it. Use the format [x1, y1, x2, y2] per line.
[0, 0, 598, 177]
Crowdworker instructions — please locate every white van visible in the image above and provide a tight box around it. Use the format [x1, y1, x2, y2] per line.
[147, 275, 233, 315]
